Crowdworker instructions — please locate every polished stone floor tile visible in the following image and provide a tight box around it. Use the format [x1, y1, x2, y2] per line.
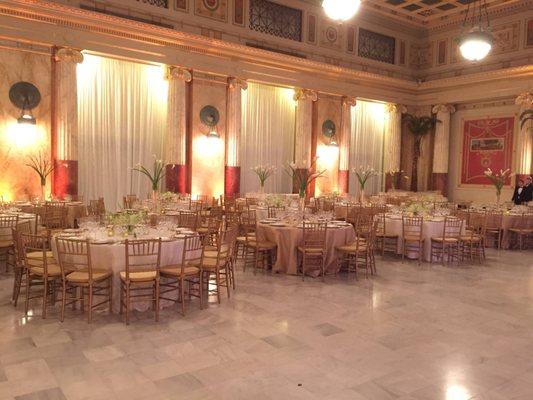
[0, 249, 532, 399]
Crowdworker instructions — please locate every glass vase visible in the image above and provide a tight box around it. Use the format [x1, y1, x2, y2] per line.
[358, 187, 366, 204]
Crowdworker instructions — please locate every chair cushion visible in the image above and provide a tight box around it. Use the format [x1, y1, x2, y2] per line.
[29, 264, 62, 276]
[431, 237, 459, 243]
[120, 270, 157, 282]
[460, 235, 482, 242]
[66, 269, 112, 283]
[160, 266, 200, 277]
[27, 251, 54, 259]
[336, 243, 367, 252]
[0, 240, 13, 248]
[376, 233, 399, 238]
[508, 228, 533, 234]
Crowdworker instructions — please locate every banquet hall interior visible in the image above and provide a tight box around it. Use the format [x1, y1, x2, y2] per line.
[0, 0, 532, 398]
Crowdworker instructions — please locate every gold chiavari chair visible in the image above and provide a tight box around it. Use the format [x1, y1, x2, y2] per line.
[123, 194, 138, 209]
[243, 218, 276, 274]
[120, 239, 162, 325]
[200, 230, 233, 306]
[190, 200, 205, 212]
[197, 216, 222, 246]
[224, 210, 241, 230]
[42, 205, 68, 233]
[336, 214, 376, 279]
[55, 238, 113, 323]
[485, 211, 503, 249]
[245, 197, 259, 207]
[430, 217, 463, 265]
[460, 212, 487, 262]
[508, 213, 533, 250]
[297, 221, 327, 281]
[376, 212, 399, 256]
[160, 235, 203, 315]
[88, 198, 106, 217]
[267, 205, 285, 218]
[236, 209, 256, 259]
[11, 221, 32, 306]
[0, 215, 19, 270]
[402, 216, 424, 265]
[179, 211, 199, 231]
[21, 233, 62, 318]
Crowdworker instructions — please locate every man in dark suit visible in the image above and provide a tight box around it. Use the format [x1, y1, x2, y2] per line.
[523, 176, 533, 203]
[512, 179, 525, 204]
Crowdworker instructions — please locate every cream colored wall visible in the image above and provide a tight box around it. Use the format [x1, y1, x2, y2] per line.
[448, 103, 520, 203]
[0, 47, 51, 201]
[191, 77, 226, 198]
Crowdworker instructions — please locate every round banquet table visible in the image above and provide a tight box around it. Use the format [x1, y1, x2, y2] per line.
[492, 213, 527, 249]
[256, 222, 356, 276]
[384, 216, 466, 262]
[51, 234, 197, 312]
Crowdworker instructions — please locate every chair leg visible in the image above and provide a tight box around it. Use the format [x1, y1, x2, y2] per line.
[88, 284, 93, 324]
[60, 282, 67, 322]
[25, 272, 31, 316]
[125, 285, 130, 325]
[108, 277, 113, 314]
[155, 279, 160, 322]
[42, 278, 48, 319]
[180, 277, 186, 316]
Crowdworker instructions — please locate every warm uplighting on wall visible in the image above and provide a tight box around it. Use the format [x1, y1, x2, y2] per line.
[0, 182, 14, 202]
[6, 121, 46, 150]
[283, 88, 296, 105]
[317, 144, 339, 168]
[445, 384, 471, 400]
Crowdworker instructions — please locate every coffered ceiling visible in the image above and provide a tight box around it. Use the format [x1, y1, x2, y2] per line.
[363, 0, 517, 27]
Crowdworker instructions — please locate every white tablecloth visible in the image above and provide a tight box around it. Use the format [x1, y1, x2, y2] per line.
[384, 216, 465, 261]
[51, 237, 190, 312]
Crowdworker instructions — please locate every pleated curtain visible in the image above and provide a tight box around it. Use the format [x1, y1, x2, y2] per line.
[240, 83, 296, 194]
[349, 100, 386, 197]
[77, 54, 168, 210]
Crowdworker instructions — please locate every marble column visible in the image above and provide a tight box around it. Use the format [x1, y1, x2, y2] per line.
[225, 77, 247, 197]
[165, 66, 191, 194]
[52, 47, 83, 198]
[384, 103, 406, 191]
[431, 104, 455, 197]
[515, 92, 533, 183]
[339, 96, 356, 194]
[293, 88, 317, 196]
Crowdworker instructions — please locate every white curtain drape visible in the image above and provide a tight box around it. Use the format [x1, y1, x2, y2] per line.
[349, 100, 386, 197]
[77, 54, 168, 210]
[240, 82, 296, 194]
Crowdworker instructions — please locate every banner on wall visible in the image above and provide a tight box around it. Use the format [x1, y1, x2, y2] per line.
[460, 117, 514, 185]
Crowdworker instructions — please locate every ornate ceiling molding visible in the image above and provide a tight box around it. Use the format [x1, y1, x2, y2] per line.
[432, 104, 456, 114]
[54, 47, 84, 63]
[166, 66, 192, 82]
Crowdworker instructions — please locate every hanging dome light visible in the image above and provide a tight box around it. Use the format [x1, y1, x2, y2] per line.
[459, 28, 493, 61]
[322, 0, 361, 22]
[458, 0, 493, 62]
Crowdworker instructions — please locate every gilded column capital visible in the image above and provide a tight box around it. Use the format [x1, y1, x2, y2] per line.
[432, 104, 456, 114]
[386, 103, 407, 114]
[515, 92, 533, 108]
[227, 77, 248, 90]
[341, 96, 356, 107]
[166, 66, 192, 82]
[54, 47, 84, 64]
[293, 88, 318, 102]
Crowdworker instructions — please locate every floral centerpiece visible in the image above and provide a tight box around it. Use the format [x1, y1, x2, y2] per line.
[386, 168, 409, 191]
[484, 168, 513, 205]
[285, 158, 326, 200]
[406, 202, 426, 216]
[252, 165, 276, 193]
[25, 151, 54, 201]
[133, 156, 168, 200]
[106, 210, 147, 236]
[265, 194, 285, 208]
[352, 165, 380, 203]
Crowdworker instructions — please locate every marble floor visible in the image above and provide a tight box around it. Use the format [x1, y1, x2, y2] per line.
[0, 250, 533, 400]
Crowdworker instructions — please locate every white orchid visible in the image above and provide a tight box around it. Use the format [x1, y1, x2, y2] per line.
[351, 165, 380, 189]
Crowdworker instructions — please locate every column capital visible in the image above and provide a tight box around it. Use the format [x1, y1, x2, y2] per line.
[54, 47, 84, 64]
[293, 88, 318, 102]
[227, 77, 248, 90]
[386, 103, 407, 114]
[515, 92, 533, 107]
[341, 96, 356, 107]
[432, 104, 456, 114]
[166, 66, 192, 82]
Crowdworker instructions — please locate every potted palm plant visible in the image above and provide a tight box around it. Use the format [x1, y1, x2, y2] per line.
[402, 114, 439, 192]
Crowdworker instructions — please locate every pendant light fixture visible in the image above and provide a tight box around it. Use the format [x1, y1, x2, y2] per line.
[322, 0, 361, 22]
[458, 0, 493, 62]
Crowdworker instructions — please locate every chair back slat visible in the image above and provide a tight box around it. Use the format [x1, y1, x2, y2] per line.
[124, 239, 162, 279]
[302, 222, 327, 249]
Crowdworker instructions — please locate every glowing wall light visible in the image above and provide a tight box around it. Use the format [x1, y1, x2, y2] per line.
[6, 122, 46, 150]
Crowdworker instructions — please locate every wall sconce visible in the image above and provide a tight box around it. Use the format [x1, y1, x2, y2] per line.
[9, 81, 41, 125]
[200, 105, 220, 139]
[322, 119, 338, 147]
